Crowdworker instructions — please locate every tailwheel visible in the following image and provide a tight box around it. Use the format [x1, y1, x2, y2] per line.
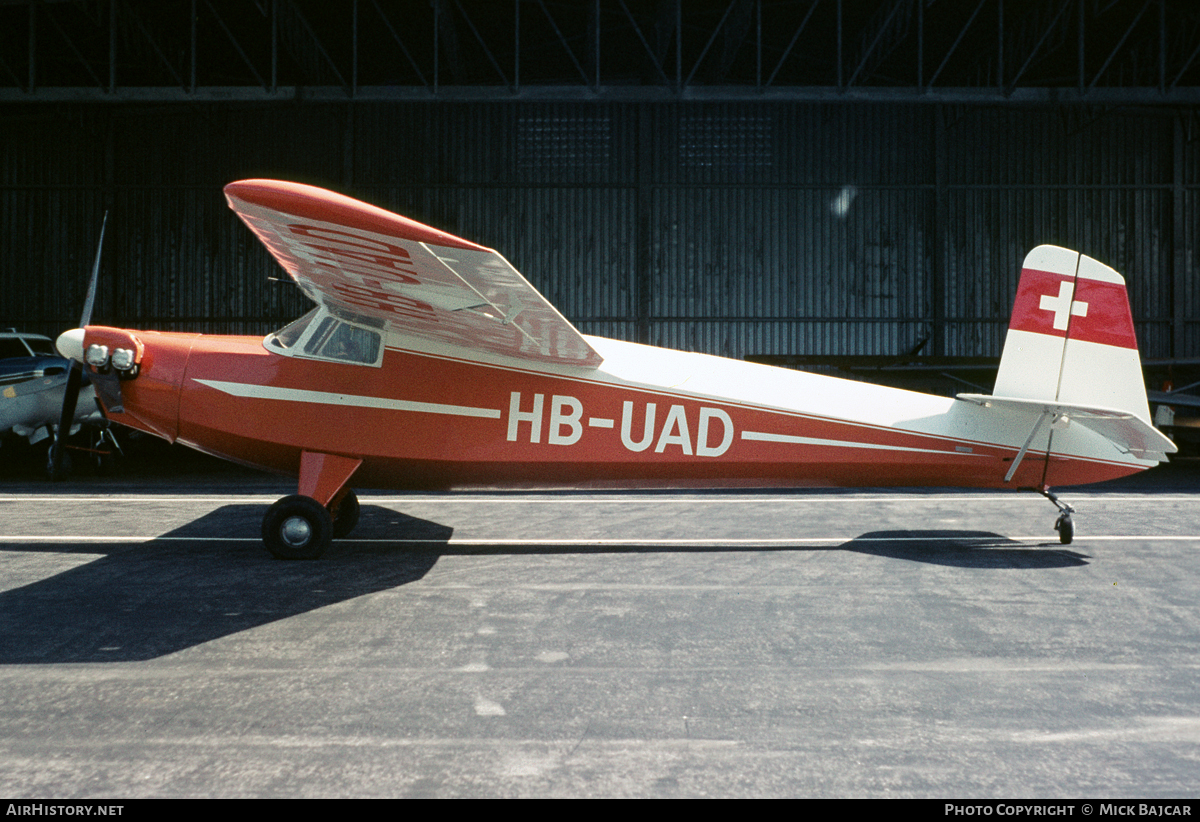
[1040, 487, 1076, 545]
[1055, 512, 1074, 545]
[262, 495, 333, 560]
[329, 488, 360, 539]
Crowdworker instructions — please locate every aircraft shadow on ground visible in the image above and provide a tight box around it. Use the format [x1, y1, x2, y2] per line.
[0, 511, 1084, 664]
[0, 505, 448, 664]
[841, 530, 1090, 568]
[426, 530, 1085, 569]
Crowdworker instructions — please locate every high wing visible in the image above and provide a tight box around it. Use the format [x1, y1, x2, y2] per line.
[224, 180, 602, 368]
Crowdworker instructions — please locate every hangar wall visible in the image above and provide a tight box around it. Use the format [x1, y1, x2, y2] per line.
[1, 101, 1195, 363]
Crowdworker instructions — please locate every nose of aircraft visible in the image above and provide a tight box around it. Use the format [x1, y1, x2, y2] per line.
[56, 328, 85, 362]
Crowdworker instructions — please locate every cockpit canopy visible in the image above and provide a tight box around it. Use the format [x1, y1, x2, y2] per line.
[264, 306, 384, 366]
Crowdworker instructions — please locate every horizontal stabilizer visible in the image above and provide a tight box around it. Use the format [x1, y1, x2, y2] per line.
[1148, 389, 1200, 410]
[957, 393, 1176, 461]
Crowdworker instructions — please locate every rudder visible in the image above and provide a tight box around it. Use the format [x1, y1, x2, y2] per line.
[993, 245, 1150, 423]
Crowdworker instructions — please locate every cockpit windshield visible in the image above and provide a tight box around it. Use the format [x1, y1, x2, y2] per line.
[24, 337, 57, 357]
[263, 308, 383, 367]
[266, 309, 319, 351]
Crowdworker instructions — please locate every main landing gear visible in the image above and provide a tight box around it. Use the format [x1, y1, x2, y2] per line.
[261, 452, 364, 559]
[261, 488, 360, 560]
[1039, 487, 1075, 545]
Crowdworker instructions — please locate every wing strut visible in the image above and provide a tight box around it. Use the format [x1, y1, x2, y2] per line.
[1004, 410, 1052, 483]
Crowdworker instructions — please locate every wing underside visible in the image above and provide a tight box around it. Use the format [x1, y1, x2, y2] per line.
[224, 179, 602, 368]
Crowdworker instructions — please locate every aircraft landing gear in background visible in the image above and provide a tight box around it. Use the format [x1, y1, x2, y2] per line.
[1040, 487, 1075, 545]
[44, 421, 122, 481]
[45, 442, 72, 482]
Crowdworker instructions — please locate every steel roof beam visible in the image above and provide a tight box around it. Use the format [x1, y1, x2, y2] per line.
[846, 0, 908, 89]
[1005, 0, 1072, 94]
[6, 82, 1199, 104]
[369, 0, 428, 89]
[683, 0, 736, 89]
[1169, 31, 1200, 90]
[3, 0, 1199, 99]
[27, 0, 35, 93]
[535, 0, 590, 88]
[927, 0, 988, 89]
[452, 0, 509, 90]
[282, 0, 349, 95]
[765, 0, 820, 89]
[616, 0, 672, 89]
[204, 0, 269, 92]
[1087, 0, 1151, 92]
[44, 2, 104, 90]
[121, 0, 187, 93]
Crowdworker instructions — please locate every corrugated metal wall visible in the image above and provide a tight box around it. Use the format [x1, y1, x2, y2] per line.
[1, 101, 1194, 361]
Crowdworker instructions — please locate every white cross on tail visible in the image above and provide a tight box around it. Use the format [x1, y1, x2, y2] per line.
[1038, 280, 1089, 330]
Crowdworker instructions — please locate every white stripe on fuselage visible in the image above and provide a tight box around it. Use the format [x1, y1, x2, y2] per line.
[740, 430, 986, 456]
[195, 379, 980, 459]
[192, 379, 502, 419]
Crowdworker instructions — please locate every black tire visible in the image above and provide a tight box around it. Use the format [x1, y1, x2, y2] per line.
[330, 489, 360, 539]
[46, 444, 72, 481]
[94, 449, 116, 476]
[262, 495, 333, 560]
[1058, 516, 1074, 545]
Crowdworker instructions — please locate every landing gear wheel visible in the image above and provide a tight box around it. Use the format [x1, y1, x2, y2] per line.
[92, 426, 120, 476]
[262, 495, 333, 560]
[1040, 487, 1076, 546]
[94, 448, 115, 476]
[1055, 514, 1074, 545]
[330, 489, 360, 539]
[46, 444, 71, 481]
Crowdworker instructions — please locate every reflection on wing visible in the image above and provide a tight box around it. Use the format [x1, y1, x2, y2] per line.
[224, 179, 602, 368]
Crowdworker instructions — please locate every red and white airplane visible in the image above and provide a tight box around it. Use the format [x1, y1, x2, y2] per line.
[55, 180, 1175, 558]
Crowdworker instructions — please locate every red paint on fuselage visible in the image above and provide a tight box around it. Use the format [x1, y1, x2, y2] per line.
[87, 328, 1145, 492]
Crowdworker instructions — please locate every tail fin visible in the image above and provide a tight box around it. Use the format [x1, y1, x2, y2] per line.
[959, 246, 1174, 463]
[993, 245, 1149, 419]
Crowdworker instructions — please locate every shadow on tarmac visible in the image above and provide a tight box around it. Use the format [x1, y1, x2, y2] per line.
[0, 502, 1091, 663]
[841, 529, 1090, 568]
[0, 505, 447, 664]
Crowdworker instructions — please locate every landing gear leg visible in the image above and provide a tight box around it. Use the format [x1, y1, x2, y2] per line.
[261, 451, 363, 560]
[329, 488, 360, 539]
[1040, 487, 1075, 545]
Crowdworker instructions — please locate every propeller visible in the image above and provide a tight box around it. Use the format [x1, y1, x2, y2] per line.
[48, 212, 107, 481]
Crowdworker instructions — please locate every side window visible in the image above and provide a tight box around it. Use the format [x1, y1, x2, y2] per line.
[316, 322, 381, 365]
[302, 317, 339, 356]
[264, 309, 383, 367]
[25, 338, 56, 357]
[0, 339, 28, 359]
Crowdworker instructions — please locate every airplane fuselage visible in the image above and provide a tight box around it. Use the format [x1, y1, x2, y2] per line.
[88, 325, 1152, 492]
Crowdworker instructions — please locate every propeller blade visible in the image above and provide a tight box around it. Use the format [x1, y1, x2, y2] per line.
[49, 212, 108, 481]
[79, 211, 107, 327]
[48, 362, 82, 481]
